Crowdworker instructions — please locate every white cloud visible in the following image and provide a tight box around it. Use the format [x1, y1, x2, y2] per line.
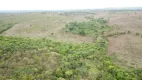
[0, 0, 142, 10]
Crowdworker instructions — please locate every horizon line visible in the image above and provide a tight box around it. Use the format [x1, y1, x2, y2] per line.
[0, 7, 142, 11]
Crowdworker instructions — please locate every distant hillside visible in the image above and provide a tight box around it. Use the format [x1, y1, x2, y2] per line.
[0, 7, 142, 13]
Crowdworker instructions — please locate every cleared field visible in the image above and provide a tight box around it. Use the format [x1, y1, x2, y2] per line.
[105, 11, 142, 68]
[108, 34, 142, 68]
[2, 12, 93, 43]
[83, 10, 142, 68]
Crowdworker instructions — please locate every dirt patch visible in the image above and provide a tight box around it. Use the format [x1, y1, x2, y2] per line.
[108, 11, 142, 34]
[103, 11, 142, 69]
[108, 34, 142, 68]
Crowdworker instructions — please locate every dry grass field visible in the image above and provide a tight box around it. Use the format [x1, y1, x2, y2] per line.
[92, 11, 142, 68]
[105, 11, 142, 68]
[2, 12, 93, 43]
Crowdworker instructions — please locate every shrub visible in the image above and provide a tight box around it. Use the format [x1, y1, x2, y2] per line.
[69, 27, 74, 31]
[0, 23, 14, 34]
[51, 33, 54, 35]
[136, 33, 140, 36]
[128, 31, 131, 34]
[107, 32, 126, 37]
[79, 30, 86, 36]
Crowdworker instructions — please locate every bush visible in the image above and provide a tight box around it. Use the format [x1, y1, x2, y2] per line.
[107, 32, 126, 37]
[136, 33, 140, 36]
[0, 23, 14, 34]
[51, 33, 54, 35]
[128, 31, 131, 34]
[79, 30, 86, 36]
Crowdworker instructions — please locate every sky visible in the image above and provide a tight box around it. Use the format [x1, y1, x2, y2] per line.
[0, 0, 142, 10]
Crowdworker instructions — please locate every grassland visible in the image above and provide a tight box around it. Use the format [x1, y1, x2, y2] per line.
[0, 10, 142, 80]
